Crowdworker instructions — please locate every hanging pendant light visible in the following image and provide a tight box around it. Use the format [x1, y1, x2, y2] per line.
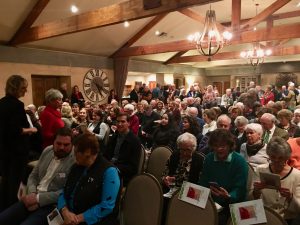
[194, 6, 232, 61]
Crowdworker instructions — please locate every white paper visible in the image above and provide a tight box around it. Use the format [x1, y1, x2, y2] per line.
[230, 199, 267, 225]
[47, 208, 64, 225]
[178, 181, 210, 209]
[259, 172, 281, 189]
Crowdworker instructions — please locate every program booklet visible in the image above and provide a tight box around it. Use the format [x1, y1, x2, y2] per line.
[178, 181, 210, 209]
[230, 199, 267, 225]
[47, 208, 64, 225]
[259, 172, 281, 189]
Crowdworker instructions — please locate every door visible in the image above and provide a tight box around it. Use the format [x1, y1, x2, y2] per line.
[212, 82, 222, 95]
[31, 75, 71, 107]
[224, 81, 230, 94]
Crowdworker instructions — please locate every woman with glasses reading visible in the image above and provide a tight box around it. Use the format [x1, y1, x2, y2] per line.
[252, 137, 300, 225]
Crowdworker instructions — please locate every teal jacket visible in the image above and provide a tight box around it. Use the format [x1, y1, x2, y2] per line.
[199, 151, 248, 207]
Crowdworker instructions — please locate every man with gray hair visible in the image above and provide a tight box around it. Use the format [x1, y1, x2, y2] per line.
[198, 114, 233, 155]
[260, 113, 289, 144]
[187, 107, 205, 129]
[40, 89, 64, 148]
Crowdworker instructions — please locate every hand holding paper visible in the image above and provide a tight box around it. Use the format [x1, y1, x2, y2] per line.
[279, 187, 293, 201]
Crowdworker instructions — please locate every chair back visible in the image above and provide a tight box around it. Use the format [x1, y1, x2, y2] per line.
[146, 146, 172, 182]
[120, 173, 163, 225]
[137, 145, 146, 174]
[166, 191, 218, 225]
[264, 207, 288, 225]
[246, 163, 256, 199]
[227, 206, 288, 225]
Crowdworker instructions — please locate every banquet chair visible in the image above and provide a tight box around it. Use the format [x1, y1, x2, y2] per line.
[227, 206, 288, 225]
[120, 173, 163, 225]
[246, 162, 257, 200]
[146, 146, 172, 182]
[137, 145, 146, 174]
[165, 191, 218, 225]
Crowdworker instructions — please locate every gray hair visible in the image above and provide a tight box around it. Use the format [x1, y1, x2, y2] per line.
[245, 123, 263, 137]
[266, 136, 291, 160]
[234, 116, 248, 126]
[124, 103, 134, 111]
[261, 113, 276, 123]
[176, 132, 197, 151]
[45, 89, 63, 103]
[294, 108, 300, 114]
[217, 114, 231, 125]
[27, 104, 36, 111]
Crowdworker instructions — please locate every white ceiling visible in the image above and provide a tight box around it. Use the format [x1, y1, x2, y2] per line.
[0, 0, 300, 68]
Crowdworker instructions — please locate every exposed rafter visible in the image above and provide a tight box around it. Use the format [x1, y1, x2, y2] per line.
[178, 8, 225, 32]
[163, 51, 188, 65]
[9, 0, 50, 45]
[222, 10, 300, 27]
[10, 0, 220, 45]
[113, 23, 300, 57]
[110, 13, 167, 58]
[241, 0, 291, 31]
[166, 46, 300, 64]
[231, 0, 241, 32]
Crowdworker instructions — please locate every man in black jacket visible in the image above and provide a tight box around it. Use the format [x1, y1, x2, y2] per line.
[104, 113, 141, 186]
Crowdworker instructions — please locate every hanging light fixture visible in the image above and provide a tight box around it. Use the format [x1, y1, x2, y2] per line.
[240, 4, 272, 66]
[190, 5, 232, 61]
[240, 43, 272, 66]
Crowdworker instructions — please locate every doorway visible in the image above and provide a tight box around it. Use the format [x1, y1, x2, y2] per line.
[31, 75, 71, 107]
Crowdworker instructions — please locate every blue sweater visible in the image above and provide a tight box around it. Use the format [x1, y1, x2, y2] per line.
[199, 151, 248, 207]
[57, 167, 120, 225]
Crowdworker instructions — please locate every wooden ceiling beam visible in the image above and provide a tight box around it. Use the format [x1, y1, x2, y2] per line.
[231, 0, 241, 32]
[241, 0, 291, 31]
[110, 13, 167, 58]
[166, 46, 300, 64]
[11, 0, 220, 45]
[222, 10, 300, 27]
[113, 23, 300, 57]
[164, 51, 188, 64]
[9, 0, 50, 45]
[178, 8, 226, 32]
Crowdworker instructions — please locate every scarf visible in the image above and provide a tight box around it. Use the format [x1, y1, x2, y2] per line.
[246, 141, 264, 157]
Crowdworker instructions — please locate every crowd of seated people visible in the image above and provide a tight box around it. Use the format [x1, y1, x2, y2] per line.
[1, 78, 300, 225]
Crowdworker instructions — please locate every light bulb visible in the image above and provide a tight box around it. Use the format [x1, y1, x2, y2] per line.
[124, 21, 130, 28]
[71, 5, 78, 13]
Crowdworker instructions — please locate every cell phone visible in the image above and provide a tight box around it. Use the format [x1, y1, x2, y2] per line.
[209, 182, 221, 189]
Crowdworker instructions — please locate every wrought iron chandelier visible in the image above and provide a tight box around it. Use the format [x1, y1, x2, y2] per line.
[240, 43, 272, 67]
[239, 4, 272, 67]
[192, 6, 232, 60]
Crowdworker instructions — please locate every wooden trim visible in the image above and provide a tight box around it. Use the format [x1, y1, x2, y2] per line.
[166, 46, 300, 64]
[110, 13, 167, 58]
[9, 0, 50, 45]
[113, 23, 300, 57]
[241, 0, 291, 31]
[11, 0, 220, 45]
[178, 8, 226, 32]
[231, 0, 241, 32]
[164, 51, 187, 64]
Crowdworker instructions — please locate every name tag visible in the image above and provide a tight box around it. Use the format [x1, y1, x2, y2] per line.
[58, 173, 66, 178]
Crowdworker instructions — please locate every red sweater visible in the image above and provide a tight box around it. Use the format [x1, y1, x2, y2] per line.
[288, 138, 300, 170]
[40, 106, 64, 148]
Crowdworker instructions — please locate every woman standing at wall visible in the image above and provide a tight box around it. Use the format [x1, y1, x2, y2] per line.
[0, 75, 37, 211]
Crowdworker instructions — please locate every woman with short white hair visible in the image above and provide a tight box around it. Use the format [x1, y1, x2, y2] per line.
[162, 132, 204, 196]
[240, 123, 268, 169]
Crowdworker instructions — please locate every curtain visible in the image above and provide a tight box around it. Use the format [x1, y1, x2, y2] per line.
[113, 57, 129, 100]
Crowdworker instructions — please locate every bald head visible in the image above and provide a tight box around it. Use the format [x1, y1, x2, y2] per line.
[260, 113, 276, 131]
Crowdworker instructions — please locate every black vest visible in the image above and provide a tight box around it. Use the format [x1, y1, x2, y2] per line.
[64, 155, 119, 225]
